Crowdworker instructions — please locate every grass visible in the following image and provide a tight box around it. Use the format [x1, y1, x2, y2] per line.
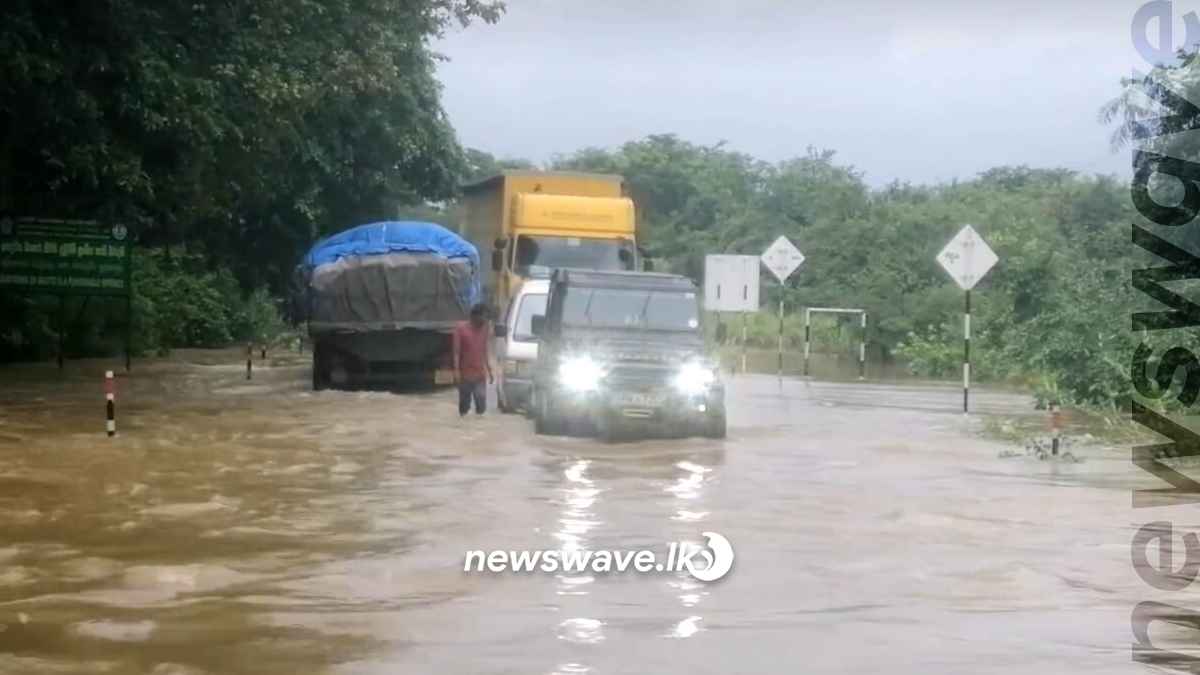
[981, 403, 1158, 448]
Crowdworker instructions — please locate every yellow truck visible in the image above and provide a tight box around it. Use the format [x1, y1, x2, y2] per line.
[459, 171, 641, 311]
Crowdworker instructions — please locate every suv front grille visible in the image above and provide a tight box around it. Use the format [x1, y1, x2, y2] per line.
[606, 363, 675, 390]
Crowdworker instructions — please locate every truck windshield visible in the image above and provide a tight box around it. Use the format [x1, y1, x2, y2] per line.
[512, 293, 548, 342]
[560, 288, 699, 332]
[515, 236, 634, 275]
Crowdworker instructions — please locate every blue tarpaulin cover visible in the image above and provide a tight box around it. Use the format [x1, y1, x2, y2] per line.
[298, 221, 482, 328]
[303, 221, 479, 270]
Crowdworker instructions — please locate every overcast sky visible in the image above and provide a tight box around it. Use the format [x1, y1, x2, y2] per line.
[435, 0, 1149, 187]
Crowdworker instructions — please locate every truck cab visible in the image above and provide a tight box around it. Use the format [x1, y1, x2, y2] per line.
[528, 269, 726, 440]
[459, 172, 641, 314]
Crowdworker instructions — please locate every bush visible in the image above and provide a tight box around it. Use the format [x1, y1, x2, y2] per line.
[0, 249, 289, 362]
[894, 322, 1008, 382]
[705, 310, 865, 355]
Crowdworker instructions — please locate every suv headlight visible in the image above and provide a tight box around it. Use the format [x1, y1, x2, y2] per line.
[558, 355, 606, 393]
[674, 361, 716, 395]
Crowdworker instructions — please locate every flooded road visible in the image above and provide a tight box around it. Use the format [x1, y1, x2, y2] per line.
[0, 350, 1155, 674]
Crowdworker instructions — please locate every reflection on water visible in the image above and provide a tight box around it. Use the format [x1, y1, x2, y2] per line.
[668, 615, 703, 639]
[665, 460, 711, 640]
[0, 351, 1156, 674]
[556, 617, 605, 644]
[553, 458, 603, 664]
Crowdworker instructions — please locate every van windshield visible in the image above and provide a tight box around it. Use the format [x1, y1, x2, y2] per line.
[560, 287, 699, 332]
[512, 293, 548, 342]
[515, 236, 634, 275]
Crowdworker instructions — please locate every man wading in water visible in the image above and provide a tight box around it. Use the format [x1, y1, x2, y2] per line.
[452, 303, 494, 416]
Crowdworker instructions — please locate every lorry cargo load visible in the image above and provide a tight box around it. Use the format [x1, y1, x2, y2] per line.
[296, 221, 482, 390]
[299, 221, 482, 332]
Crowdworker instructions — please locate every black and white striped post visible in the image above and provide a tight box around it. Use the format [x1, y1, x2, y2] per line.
[777, 296, 784, 383]
[963, 290, 971, 415]
[859, 312, 867, 380]
[105, 370, 116, 437]
[1049, 401, 1062, 455]
[936, 225, 998, 417]
[803, 309, 811, 377]
[760, 235, 806, 377]
[804, 308, 866, 380]
[741, 313, 748, 374]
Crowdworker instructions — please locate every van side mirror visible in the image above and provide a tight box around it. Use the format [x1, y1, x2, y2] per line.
[494, 322, 508, 338]
[491, 249, 503, 271]
[530, 314, 546, 337]
[494, 237, 508, 250]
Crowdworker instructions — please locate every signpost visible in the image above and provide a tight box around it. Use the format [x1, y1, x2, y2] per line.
[0, 217, 134, 371]
[704, 254, 760, 373]
[936, 225, 998, 414]
[760, 236, 805, 382]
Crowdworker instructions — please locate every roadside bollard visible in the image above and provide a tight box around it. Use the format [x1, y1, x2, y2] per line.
[1049, 401, 1062, 456]
[105, 371, 116, 437]
[246, 344, 252, 380]
[261, 347, 266, 360]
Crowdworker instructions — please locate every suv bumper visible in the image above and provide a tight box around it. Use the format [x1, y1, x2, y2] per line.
[550, 384, 725, 430]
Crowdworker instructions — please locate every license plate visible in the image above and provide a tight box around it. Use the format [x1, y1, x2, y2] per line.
[617, 392, 664, 407]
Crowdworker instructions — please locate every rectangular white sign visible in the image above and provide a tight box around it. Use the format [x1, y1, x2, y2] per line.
[704, 255, 760, 312]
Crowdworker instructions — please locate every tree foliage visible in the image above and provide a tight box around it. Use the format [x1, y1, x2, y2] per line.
[549, 135, 1135, 405]
[0, 0, 504, 292]
[0, 0, 502, 360]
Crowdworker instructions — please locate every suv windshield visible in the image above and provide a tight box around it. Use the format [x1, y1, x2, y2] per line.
[515, 236, 635, 275]
[560, 287, 699, 332]
[512, 293, 548, 342]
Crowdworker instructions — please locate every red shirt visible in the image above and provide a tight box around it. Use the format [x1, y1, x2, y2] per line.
[453, 320, 490, 382]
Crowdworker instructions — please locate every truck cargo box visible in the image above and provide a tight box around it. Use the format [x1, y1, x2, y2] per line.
[297, 221, 482, 334]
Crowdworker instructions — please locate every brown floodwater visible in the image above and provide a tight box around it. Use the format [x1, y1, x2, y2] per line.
[0, 349, 1176, 674]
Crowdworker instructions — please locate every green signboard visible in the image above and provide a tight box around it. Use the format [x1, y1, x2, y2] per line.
[0, 217, 132, 297]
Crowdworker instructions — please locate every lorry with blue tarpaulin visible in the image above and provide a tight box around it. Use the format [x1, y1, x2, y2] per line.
[295, 221, 482, 389]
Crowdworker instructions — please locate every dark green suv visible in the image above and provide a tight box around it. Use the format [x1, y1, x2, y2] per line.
[529, 269, 726, 440]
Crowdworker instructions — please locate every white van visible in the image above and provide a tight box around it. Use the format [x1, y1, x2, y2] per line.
[496, 278, 549, 413]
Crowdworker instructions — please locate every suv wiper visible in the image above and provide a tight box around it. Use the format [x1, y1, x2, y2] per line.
[637, 292, 653, 329]
[582, 289, 597, 327]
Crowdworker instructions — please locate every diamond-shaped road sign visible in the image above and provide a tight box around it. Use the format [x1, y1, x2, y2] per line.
[937, 225, 998, 291]
[761, 235, 805, 283]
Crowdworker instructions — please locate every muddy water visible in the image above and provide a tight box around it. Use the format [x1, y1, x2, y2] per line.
[0, 350, 1159, 673]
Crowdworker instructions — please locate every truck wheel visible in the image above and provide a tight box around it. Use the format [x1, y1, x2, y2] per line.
[535, 390, 565, 436]
[704, 411, 727, 439]
[498, 383, 514, 414]
[312, 343, 329, 391]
